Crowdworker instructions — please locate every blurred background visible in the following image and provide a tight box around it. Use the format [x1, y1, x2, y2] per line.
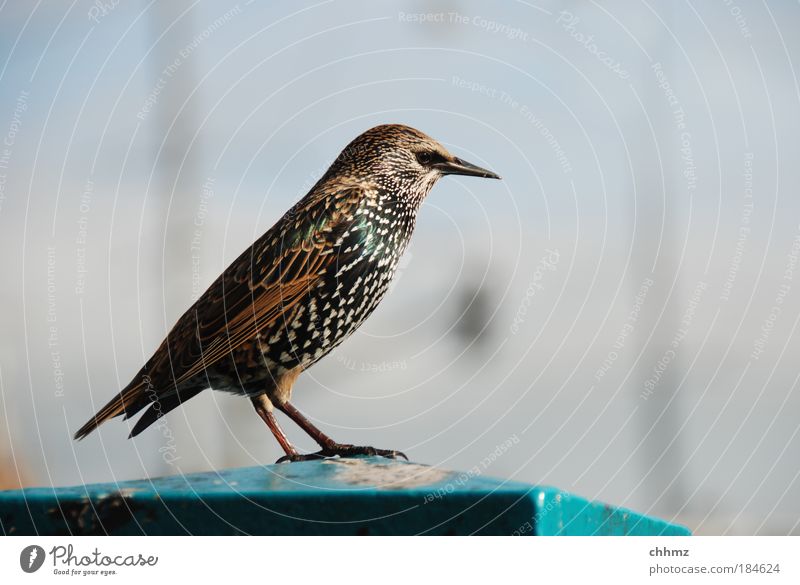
[1, 0, 799, 535]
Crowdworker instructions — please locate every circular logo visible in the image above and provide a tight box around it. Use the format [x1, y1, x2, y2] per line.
[19, 545, 45, 573]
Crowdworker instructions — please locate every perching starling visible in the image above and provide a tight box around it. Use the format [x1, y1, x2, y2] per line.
[74, 124, 500, 462]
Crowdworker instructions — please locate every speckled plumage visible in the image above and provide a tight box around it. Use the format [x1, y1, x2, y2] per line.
[75, 124, 499, 461]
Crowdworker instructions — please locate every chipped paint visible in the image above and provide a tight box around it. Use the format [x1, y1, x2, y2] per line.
[323, 458, 453, 489]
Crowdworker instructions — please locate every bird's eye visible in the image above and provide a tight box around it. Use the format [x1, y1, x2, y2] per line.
[416, 151, 433, 166]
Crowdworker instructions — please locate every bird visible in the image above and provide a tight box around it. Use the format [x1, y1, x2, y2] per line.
[74, 124, 500, 462]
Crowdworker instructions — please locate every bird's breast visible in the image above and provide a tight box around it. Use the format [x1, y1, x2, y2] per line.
[261, 208, 416, 374]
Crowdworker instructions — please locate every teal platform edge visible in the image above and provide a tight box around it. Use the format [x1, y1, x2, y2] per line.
[0, 457, 691, 536]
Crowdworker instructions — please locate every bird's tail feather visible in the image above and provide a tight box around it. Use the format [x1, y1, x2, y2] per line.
[73, 377, 151, 440]
[127, 386, 205, 438]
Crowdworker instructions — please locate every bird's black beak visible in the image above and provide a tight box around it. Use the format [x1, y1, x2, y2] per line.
[434, 157, 501, 180]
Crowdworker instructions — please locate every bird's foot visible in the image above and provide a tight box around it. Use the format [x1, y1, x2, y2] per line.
[276, 443, 408, 464]
[275, 451, 326, 463]
[322, 444, 409, 461]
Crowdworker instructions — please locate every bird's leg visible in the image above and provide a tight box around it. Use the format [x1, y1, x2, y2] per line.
[274, 401, 407, 463]
[251, 394, 299, 459]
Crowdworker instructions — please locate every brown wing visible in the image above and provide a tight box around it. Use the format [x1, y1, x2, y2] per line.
[74, 185, 368, 440]
[158, 185, 366, 387]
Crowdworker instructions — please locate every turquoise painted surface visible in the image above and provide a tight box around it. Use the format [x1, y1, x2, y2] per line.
[0, 458, 690, 536]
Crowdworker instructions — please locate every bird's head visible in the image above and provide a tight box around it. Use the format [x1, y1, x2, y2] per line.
[326, 124, 500, 201]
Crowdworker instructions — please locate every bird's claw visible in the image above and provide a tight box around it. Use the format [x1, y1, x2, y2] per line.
[328, 444, 409, 461]
[275, 444, 408, 464]
[275, 452, 327, 464]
